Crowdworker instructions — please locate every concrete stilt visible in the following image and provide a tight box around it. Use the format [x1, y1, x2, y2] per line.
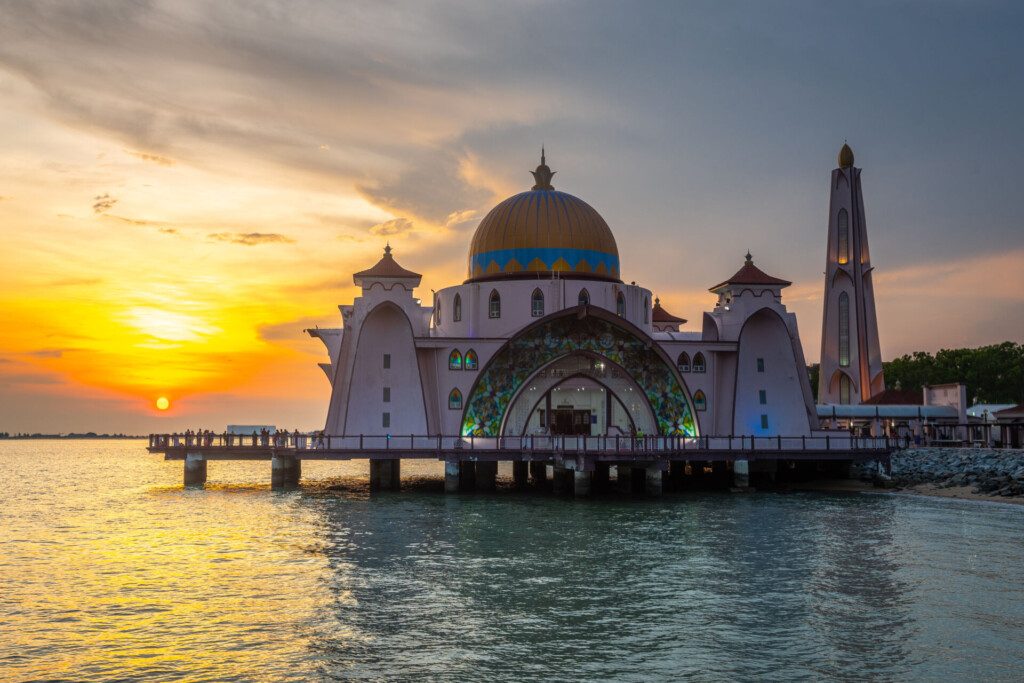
[458, 460, 476, 491]
[632, 467, 647, 494]
[733, 458, 751, 489]
[645, 466, 663, 496]
[668, 461, 685, 492]
[444, 460, 460, 493]
[551, 463, 571, 495]
[573, 470, 592, 498]
[615, 465, 632, 493]
[370, 458, 401, 491]
[271, 455, 300, 490]
[184, 452, 207, 487]
[593, 462, 610, 493]
[512, 461, 530, 489]
[530, 461, 547, 488]
[476, 461, 497, 492]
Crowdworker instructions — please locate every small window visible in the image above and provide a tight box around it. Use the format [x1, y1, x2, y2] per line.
[489, 290, 501, 319]
[756, 358, 765, 373]
[435, 297, 441, 326]
[760, 414, 769, 430]
[643, 297, 650, 324]
[840, 374, 852, 405]
[758, 389, 767, 405]
[578, 289, 590, 306]
[694, 390, 707, 411]
[383, 387, 391, 403]
[677, 352, 691, 373]
[383, 353, 391, 369]
[382, 412, 391, 429]
[616, 292, 625, 317]
[692, 352, 706, 373]
[448, 388, 463, 410]
[449, 350, 463, 371]
[453, 293, 462, 322]
[837, 208, 849, 265]
[531, 288, 545, 317]
[465, 349, 479, 371]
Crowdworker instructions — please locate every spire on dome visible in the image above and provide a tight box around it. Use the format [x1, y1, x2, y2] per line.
[531, 147, 555, 190]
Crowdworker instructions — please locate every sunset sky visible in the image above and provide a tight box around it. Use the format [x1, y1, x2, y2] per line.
[2, 1, 1022, 433]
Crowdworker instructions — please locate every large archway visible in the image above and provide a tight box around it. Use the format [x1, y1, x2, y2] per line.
[501, 354, 659, 436]
[460, 306, 698, 436]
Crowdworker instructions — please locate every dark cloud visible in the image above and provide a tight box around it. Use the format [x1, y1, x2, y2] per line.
[25, 348, 66, 359]
[369, 217, 414, 237]
[208, 232, 295, 246]
[92, 193, 117, 213]
[126, 149, 174, 165]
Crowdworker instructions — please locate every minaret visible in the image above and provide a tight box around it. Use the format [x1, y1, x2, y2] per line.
[818, 143, 884, 405]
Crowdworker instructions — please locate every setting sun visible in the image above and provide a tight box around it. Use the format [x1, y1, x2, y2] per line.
[155, 397, 170, 411]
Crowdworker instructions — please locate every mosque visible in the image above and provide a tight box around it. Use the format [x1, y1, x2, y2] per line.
[308, 149, 832, 442]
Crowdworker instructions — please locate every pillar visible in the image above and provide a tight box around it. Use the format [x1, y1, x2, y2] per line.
[271, 454, 300, 490]
[370, 459, 401, 491]
[444, 460, 460, 493]
[530, 461, 547, 488]
[513, 461, 530, 489]
[645, 466, 663, 496]
[632, 467, 647, 494]
[552, 463, 571, 495]
[573, 470, 592, 498]
[476, 461, 497, 492]
[615, 465, 632, 493]
[184, 452, 207, 487]
[733, 458, 750, 489]
[459, 460, 476, 491]
[592, 462, 610, 493]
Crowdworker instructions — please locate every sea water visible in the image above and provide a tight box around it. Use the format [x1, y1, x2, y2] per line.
[1, 440, 1022, 682]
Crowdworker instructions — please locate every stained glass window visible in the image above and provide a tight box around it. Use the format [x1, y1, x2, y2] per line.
[464, 349, 478, 371]
[449, 350, 462, 370]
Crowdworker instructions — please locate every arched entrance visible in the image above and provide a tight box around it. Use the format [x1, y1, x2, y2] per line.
[501, 354, 658, 436]
[460, 306, 698, 437]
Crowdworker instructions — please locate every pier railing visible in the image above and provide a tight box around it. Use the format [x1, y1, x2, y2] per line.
[148, 432, 906, 455]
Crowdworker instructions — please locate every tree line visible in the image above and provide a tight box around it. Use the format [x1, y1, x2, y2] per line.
[809, 342, 1024, 405]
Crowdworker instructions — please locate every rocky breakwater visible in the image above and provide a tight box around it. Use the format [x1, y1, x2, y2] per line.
[889, 448, 1024, 498]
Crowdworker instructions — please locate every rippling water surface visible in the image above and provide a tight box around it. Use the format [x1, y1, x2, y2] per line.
[1, 440, 1023, 682]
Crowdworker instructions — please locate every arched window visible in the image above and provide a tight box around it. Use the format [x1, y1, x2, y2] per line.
[453, 293, 462, 322]
[692, 352, 706, 373]
[464, 349, 478, 371]
[448, 388, 463, 410]
[677, 352, 691, 373]
[531, 288, 545, 317]
[643, 297, 650, 324]
[616, 291, 625, 317]
[693, 390, 707, 411]
[838, 292, 850, 367]
[578, 289, 590, 306]
[839, 374, 851, 405]
[449, 349, 462, 371]
[488, 290, 501, 319]
[837, 208, 849, 265]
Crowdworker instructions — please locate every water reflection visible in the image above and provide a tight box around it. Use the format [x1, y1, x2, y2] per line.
[1, 442, 1022, 682]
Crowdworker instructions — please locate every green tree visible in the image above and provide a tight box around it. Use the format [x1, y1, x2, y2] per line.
[883, 342, 1024, 404]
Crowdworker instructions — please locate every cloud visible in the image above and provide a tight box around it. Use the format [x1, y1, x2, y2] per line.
[159, 227, 179, 235]
[126, 149, 174, 166]
[92, 193, 117, 213]
[24, 348, 67, 359]
[369, 217, 413, 237]
[207, 232, 295, 246]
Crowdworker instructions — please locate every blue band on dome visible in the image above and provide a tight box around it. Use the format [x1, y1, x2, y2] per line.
[471, 247, 619, 277]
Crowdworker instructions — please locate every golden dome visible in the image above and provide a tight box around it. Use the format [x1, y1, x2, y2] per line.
[466, 151, 620, 283]
[838, 142, 855, 168]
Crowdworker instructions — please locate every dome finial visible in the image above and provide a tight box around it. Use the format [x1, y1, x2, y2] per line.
[531, 147, 555, 191]
[838, 141, 854, 168]
[384, 242, 392, 255]
[745, 250, 752, 263]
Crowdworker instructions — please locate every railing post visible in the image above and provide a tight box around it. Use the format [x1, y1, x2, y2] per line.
[826, 434, 830, 451]
[778, 435, 781, 450]
[360, 434, 363, 449]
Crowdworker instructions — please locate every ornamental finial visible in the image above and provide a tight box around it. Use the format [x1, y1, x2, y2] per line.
[745, 250, 752, 263]
[531, 147, 555, 190]
[384, 242, 392, 255]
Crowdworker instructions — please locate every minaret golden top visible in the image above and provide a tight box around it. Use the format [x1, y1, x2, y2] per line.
[530, 147, 556, 190]
[838, 142, 855, 168]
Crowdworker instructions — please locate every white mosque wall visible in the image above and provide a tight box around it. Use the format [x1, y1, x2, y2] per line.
[431, 279, 653, 338]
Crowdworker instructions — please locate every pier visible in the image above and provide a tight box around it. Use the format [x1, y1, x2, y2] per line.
[148, 432, 902, 495]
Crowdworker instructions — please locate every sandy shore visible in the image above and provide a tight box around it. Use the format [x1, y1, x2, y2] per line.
[788, 479, 1024, 506]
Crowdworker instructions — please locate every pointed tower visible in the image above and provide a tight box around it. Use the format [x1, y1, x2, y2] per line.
[818, 143, 884, 404]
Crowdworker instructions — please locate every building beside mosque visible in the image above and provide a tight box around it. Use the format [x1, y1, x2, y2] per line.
[307, 150, 821, 439]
